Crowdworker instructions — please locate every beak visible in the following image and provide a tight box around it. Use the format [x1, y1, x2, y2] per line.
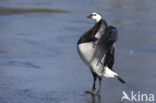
[87, 15, 92, 19]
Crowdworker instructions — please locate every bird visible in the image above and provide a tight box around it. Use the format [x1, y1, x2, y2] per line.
[77, 12, 125, 96]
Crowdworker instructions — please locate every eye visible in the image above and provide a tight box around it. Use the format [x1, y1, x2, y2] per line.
[92, 14, 96, 16]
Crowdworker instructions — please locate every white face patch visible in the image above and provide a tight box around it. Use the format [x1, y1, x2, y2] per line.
[91, 12, 102, 22]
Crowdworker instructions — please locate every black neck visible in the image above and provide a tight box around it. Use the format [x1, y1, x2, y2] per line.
[77, 19, 107, 44]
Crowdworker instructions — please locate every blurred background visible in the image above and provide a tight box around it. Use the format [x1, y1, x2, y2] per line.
[0, 0, 156, 103]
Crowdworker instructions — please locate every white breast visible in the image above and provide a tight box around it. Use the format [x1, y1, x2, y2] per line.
[77, 42, 95, 61]
[77, 42, 104, 76]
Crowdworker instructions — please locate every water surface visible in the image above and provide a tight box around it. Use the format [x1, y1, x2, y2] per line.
[0, 0, 156, 103]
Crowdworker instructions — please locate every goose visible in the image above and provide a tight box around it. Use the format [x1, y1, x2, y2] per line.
[77, 12, 125, 96]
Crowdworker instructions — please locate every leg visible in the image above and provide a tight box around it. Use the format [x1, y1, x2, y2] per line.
[95, 77, 102, 96]
[97, 95, 101, 103]
[85, 72, 97, 95]
[91, 95, 96, 103]
[92, 72, 97, 92]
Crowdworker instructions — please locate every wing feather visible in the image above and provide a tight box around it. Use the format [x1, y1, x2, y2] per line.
[92, 26, 118, 68]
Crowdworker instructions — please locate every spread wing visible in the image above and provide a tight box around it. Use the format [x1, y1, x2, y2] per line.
[90, 26, 118, 68]
[100, 26, 118, 69]
[97, 26, 118, 50]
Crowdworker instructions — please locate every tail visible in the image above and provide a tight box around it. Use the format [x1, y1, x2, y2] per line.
[115, 75, 126, 84]
[103, 66, 126, 84]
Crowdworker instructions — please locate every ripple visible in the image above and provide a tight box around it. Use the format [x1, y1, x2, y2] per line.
[112, 19, 144, 25]
[0, 60, 41, 69]
[0, 7, 69, 16]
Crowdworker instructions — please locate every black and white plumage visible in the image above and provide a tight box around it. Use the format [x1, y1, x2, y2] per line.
[77, 12, 125, 96]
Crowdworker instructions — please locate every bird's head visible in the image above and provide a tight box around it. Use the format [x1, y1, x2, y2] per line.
[87, 12, 102, 22]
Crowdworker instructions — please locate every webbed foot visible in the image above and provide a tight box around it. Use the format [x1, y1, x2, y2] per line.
[85, 90, 95, 95]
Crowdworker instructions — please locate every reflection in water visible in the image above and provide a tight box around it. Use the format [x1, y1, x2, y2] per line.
[90, 95, 101, 103]
[90, 95, 124, 103]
